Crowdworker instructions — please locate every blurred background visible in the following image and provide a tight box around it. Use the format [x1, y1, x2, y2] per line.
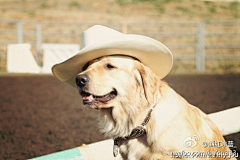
[0, 0, 239, 160]
[0, 0, 239, 74]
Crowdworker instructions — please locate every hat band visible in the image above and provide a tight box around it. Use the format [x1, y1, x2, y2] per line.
[82, 54, 141, 71]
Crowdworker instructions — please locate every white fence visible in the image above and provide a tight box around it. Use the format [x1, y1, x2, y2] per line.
[0, 19, 239, 72]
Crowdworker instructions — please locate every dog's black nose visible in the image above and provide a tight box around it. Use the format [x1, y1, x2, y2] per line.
[76, 74, 90, 87]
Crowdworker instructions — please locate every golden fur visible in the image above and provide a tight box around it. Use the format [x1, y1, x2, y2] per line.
[77, 56, 236, 160]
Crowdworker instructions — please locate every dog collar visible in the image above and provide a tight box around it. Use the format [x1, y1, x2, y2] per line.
[113, 93, 159, 157]
[113, 109, 153, 157]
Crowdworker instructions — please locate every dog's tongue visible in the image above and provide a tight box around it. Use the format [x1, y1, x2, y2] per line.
[82, 94, 94, 102]
[81, 92, 113, 103]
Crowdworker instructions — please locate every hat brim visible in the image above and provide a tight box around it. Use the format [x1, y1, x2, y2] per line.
[52, 34, 173, 88]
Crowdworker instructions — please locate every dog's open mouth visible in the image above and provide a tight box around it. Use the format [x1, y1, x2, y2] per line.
[80, 89, 117, 105]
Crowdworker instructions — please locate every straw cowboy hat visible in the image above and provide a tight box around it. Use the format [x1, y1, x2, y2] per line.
[52, 25, 173, 87]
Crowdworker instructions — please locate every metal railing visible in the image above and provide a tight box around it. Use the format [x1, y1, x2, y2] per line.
[125, 22, 240, 72]
[0, 19, 239, 72]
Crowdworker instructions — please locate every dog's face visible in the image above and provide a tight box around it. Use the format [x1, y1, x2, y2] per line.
[76, 56, 138, 109]
[76, 56, 159, 110]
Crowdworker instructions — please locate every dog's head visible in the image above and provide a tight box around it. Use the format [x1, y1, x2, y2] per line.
[76, 56, 159, 110]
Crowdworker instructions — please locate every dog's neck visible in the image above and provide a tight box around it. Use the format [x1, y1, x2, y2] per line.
[113, 93, 159, 157]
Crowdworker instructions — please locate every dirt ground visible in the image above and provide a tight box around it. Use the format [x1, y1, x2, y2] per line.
[0, 74, 239, 160]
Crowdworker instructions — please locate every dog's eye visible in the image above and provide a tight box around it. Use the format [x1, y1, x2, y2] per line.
[106, 63, 116, 69]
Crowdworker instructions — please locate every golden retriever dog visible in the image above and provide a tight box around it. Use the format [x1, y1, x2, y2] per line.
[75, 55, 236, 160]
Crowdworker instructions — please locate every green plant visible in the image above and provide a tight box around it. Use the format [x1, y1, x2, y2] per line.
[204, 1, 212, 5]
[176, 6, 189, 13]
[69, 1, 81, 8]
[115, 0, 129, 5]
[208, 7, 216, 13]
[40, 1, 48, 8]
[229, 1, 239, 10]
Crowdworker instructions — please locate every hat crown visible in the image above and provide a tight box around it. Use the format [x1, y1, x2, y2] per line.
[52, 25, 173, 87]
[80, 25, 122, 49]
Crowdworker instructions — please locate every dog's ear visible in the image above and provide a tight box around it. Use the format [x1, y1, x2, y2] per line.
[134, 61, 159, 105]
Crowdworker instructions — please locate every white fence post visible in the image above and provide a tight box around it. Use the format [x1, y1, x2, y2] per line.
[17, 21, 23, 43]
[196, 23, 205, 72]
[36, 23, 42, 65]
